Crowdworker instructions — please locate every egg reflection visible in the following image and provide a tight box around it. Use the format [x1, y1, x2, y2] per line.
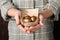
[31, 16, 37, 22]
[23, 16, 31, 22]
[23, 16, 37, 23]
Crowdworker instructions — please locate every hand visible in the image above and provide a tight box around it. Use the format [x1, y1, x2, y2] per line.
[14, 10, 27, 33]
[26, 14, 44, 33]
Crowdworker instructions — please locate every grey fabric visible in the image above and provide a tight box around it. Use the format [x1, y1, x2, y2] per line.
[8, 20, 54, 40]
[0, 0, 15, 21]
[49, 0, 60, 21]
[0, 0, 60, 40]
[0, 0, 60, 21]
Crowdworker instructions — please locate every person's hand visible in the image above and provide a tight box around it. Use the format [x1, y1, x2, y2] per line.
[14, 10, 27, 33]
[26, 14, 44, 33]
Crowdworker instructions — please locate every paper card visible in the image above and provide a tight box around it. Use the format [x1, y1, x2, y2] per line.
[21, 8, 39, 26]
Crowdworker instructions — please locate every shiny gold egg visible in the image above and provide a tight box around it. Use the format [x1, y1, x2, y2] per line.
[31, 16, 37, 22]
[23, 16, 31, 23]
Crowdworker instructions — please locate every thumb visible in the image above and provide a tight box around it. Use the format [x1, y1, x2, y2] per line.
[40, 21, 44, 26]
[39, 14, 44, 26]
[14, 15, 20, 25]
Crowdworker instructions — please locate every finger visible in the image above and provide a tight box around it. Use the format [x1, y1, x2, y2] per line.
[18, 24, 27, 32]
[25, 26, 31, 33]
[25, 26, 29, 30]
[32, 24, 41, 31]
[29, 24, 41, 32]
[39, 15, 44, 25]
[27, 30, 31, 34]
[35, 24, 41, 28]
[29, 26, 36, 31]
[14, 15, 20, 25]
[29, 26, 35, 30]
[40, 20, 44, 26]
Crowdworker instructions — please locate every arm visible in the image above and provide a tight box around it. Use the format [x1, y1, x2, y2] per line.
[0, 0, 21, 21]
[39, 0, 60, 21]
[39, 8, 54, 19]
[0, 0, 28, 33]
[27, 0, 60, 33]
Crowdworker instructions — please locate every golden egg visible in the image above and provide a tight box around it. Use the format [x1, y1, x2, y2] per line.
[23, 16, 31, 22]
[31, 16, 37, 22]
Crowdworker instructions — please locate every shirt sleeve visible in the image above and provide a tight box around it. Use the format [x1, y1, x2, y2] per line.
[0, 0, 15, 21]
[43, 0, 60, 21]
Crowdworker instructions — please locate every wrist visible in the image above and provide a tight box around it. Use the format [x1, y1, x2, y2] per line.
[8, 8, 21, 17]
[39, 9, 54, 19]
